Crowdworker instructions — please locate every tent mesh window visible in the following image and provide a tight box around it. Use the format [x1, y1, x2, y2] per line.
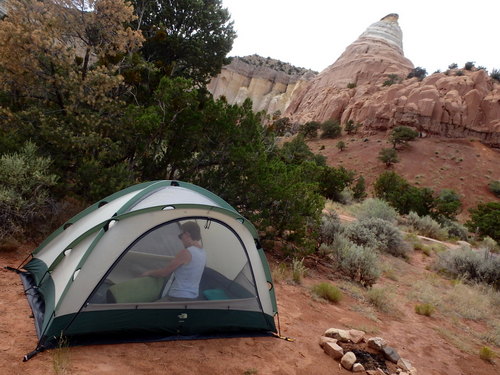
[88, 218, 259, 304]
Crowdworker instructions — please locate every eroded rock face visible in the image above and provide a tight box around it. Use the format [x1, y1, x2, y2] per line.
[207, 56, 315, 115]
[284, 14, 500, 147]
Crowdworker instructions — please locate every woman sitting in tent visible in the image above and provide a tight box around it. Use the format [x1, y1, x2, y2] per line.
[143, 221, 207, 300]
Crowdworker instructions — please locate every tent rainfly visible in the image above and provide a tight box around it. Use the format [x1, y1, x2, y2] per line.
[10, 180, 278, 360]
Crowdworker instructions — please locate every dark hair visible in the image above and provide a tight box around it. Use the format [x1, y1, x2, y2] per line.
[181, 221, 201, 241]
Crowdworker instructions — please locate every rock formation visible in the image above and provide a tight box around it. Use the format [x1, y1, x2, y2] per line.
[207, 55, 316, 115]
[209, 14, 500, 147]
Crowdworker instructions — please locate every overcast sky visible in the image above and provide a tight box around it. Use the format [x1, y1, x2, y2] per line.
[222, 0, 499, 74]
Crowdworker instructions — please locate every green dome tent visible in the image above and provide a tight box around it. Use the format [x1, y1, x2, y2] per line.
[12, 181, 278, 360]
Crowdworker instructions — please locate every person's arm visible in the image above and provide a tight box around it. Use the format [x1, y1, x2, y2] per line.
[143, 249, 192, 277]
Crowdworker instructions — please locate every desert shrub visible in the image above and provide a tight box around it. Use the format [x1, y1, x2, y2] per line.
[378, 147, 399, 166]
[415, 303, 435, 316]
[383, 74, 401, 86]
[299, 121, 320, 139]
[434, 189, 462, 220]
[344, 218, 410, 258]
[320, 119, 342, 139]
[406, 211, 448, 240]
[352, 176, 367, 201]
[407, 67, 427, 81]
[490, 69, 500, 82]
[292, 258, 307, 284]
[435, 246, 500, 288]
[488, 180, 500, 197]
[312, 282, 343, 303]
[466, 202, 500, 241]
[448, 63, 458, 69]
[441, 219, 469, 241]
[480, 236, 499, 253]
[344, 119, 360, 134]
[329, 236, 380, 287]
[319, 212, 342, 245]
[366, 287, 392, 313]
[479, 346, 495, 362]
[0, 142, 58, 241]
[464, 61, 475, 70]
[336, 140, 346, 151]
[353, 198, 399, 223]
[455, 70, 464, 76]
[347, 82, 357, 89]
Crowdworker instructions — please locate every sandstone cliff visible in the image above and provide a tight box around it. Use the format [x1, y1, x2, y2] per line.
[285, 13, 500, 147]
[207, 55, 316, 115]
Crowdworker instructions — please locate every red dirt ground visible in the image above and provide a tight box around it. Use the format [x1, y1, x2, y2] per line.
[1, 242, 498, 375]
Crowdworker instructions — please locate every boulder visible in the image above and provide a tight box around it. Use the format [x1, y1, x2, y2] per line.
[324, 328, 351, 342]
[382, 345, 401, 363]
[340, 351, 357, 370]
[352, 363, 365, 372]
[348, 329, 366, 344]
[367, 337, 387, 351]
[322, 341, 344, 360]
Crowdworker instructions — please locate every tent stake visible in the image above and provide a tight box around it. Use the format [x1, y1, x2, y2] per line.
[23, 345, 45, 362]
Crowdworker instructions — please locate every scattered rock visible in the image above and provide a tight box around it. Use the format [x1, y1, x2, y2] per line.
[323, 341, 344, 360]
[367, 337, 387, 351]
[352, 362, 365, 372]
[318, 335, 337, 348]
[341, 351, 357, 370]
[324, 328, 351, 342]
[382, 345, 400, 363]
[398, 358, 417, 374]
[366, 369, 386, 375]
[348, 329, 365, 344]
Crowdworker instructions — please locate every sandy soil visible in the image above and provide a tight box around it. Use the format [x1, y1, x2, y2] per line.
[1, 242, 498, 375]
[308, 132, 500, 219]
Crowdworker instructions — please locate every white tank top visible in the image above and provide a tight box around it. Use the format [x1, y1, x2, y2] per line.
[168, 246, 206, 298]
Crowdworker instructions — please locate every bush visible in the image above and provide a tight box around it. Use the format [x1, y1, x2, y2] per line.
[389, 126, 419, 149]
[352, 176, 367, 201]
[299, 121, 320, 139]
[312, 282, 343, 303]
[319, 212, 342, 245]
[448, 63, 458, 69]
[415, 303, 435, 316]
[490, 69, 500, 82]
[406, 211, 448, 240]
[378, 148, 399, 166]
[464, 61, 475, 70]
[434, 189, 462, 220]
[407, 67, 427, 81]
[0, 142, 58, 241]
[366, 287, 392, 313]
[488, 180, 500, 197]
[441, 219, 469, 241]
[383, 74, 401, 86]
[466, 202, 500, 241]
[479, 346, 495, 362]
[336, 140, 346, 151]
[435, 246, 500, 288]
[353, 198, 399, 223]
[330, 239, 381, 287]
[292, 258, 307, 284]
[320, 120, 342, 139]
[344, 218, 410, 258]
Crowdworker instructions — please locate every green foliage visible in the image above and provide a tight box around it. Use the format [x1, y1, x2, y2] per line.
[479, 346, 495, 362]
[318, 166, 355, 201]
[320, 119, 342, 139]
[435, 246, 500, 288]
[374, 171, 435, 216]
[464, 61, 475, 70]
[347, 82, 357, 89]
[0, 142, 57, 241]
[312, 282, 343, 303]
[466, 202, 500, 241]
[132, 0, 236, 87]
[329, 236, 381, 287]
[455, 70, 464, 76]
[407, 67, 427, 81]
[448, 63, 458, 69]
[389, 126, 419, 149]
[278, 135, 325, 166]
[488, 180, 500, 197]
[354, 198, 399, 223]
[383, 74, 401, 86]
[336, 140, 346, 151]
[434, 189, 462, 220]
[344, 218, 410, 258]
[415, 303, 435, 316]
[292, 258, 307, 284]
[366, 287, 392, 312]
[352, 176, 367, 201]
[378, 147, 399, 166]
[441, 219, 469, 241]
[299, 121, 320, 139]
[272, 116, 292, 136]
[406, 211, 448, 240]
[491, 69, 500, 82]
[319, 212, 342, 245]
[344, 119, 361, 135]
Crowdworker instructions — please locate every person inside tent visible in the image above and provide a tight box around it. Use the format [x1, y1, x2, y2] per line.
[143, 221, 207, 300]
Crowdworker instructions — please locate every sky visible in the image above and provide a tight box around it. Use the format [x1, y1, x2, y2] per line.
[221, 0, 499, 74]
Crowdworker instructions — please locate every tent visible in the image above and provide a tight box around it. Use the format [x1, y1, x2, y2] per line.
[13, 180, 278, 360]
